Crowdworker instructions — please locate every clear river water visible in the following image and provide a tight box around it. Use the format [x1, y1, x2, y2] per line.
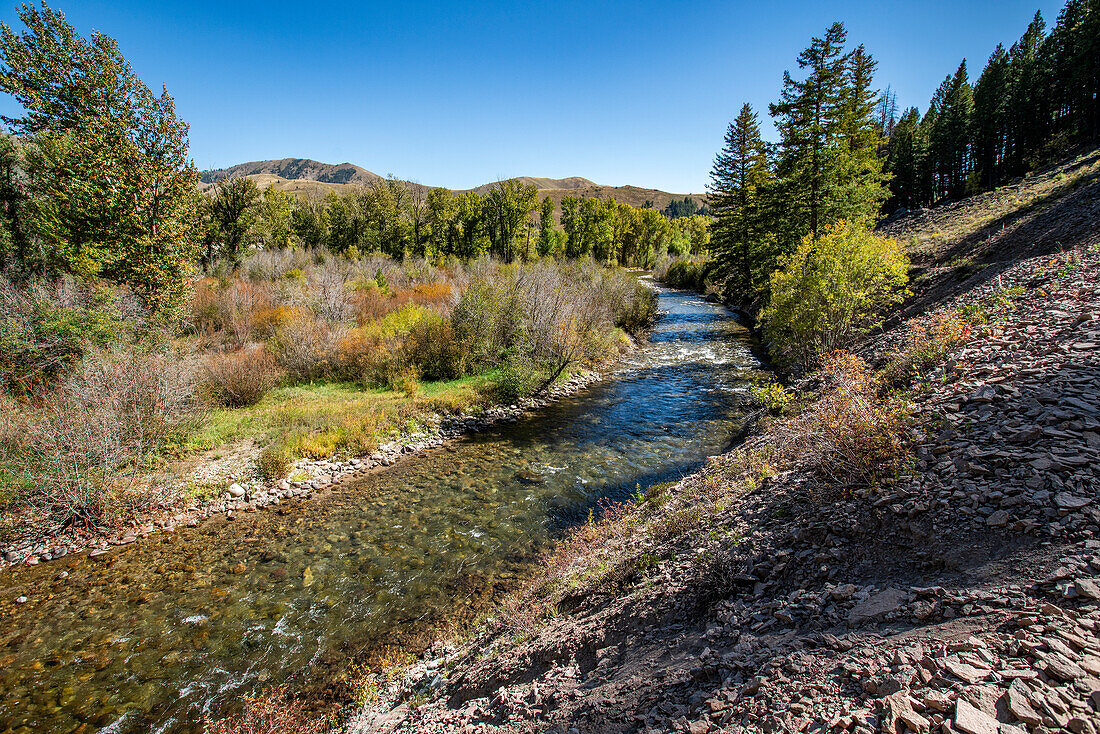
[0, 282, 761, 734]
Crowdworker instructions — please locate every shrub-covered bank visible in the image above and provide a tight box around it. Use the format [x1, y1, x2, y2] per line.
[0, 252, 656, 563]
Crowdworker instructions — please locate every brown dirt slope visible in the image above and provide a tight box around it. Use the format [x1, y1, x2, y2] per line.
[349, 152, 1100, 734]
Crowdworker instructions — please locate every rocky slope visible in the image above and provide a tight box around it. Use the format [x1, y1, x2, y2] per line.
[347, 158, 1100, 734]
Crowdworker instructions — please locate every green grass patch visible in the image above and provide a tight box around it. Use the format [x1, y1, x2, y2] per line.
[181, 374, 495, 460]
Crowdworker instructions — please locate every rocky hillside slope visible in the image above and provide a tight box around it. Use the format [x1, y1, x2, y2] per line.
[346, 150, 1100, 734]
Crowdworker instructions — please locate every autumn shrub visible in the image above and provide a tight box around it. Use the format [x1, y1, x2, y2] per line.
[15, 346, 199, 527]
[802, 352, 911, 485]
[204, 689, 328, 734]
[204, 346, 284, 407]
[0, 276, 134, 392]
[403, 312, 465, 380]
[388, 365, 420, 396]
[256, 441, 291, 481]
[351, 281, 391, 324]
[761, 221, 910, 369]
[191, 278, 273, 347]
[250, 305, 302, 340]
[885, 312, 970, 385]
[269, 312, 342, 381]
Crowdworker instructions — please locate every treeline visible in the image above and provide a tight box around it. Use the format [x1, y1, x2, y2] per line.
[887, 1, 1099, 208]
[707, 0, 1099, 310]
[202, 177, 709, 273]
[0, 3, 706, 323]
[708, 22, 887, 306]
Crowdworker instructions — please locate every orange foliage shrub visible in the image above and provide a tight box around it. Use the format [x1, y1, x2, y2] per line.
[204, 346, 284, 407]
[351, 285, 391, 324]
[191, 279, 274, 347]
[250, 306, 303, 340]
[204, 690, 328, 734]
[885, 312, 970, 385]
[805, 352, 911, 485]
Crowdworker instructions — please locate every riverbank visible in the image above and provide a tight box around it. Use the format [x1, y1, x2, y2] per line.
[347, 155, 1100, 733]
[0, 367, 612, 571]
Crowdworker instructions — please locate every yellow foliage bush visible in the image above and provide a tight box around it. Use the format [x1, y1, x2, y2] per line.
[761, 221, 909, 368]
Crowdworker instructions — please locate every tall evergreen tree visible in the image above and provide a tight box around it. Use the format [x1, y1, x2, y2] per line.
[709, 103, 774, 301]
[1006, 12, 1048, 173]
[972, 45, 1011, 189]
[770, 22, 851, 242]
[885, 107, 923, 210]
[931, 61, 974, 199]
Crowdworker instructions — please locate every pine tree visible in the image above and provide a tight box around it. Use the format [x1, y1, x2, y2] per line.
[885, 107, 923, 210]
[1006, 12, 1048, 173]
[709, 103, 774, 301]
[972, 45, 1011, 189]
[769, 22, 851, 242]
[931, 61, 974, 199]
[833, 44, 889, 224]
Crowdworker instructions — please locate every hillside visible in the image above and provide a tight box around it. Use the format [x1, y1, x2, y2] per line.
[351, 152, 1100, 734]
[200, 158, 383, 186]
[198, 157, 706, 212]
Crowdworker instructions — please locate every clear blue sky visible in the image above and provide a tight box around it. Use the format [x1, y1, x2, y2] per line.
[0, 0, 1068, 193]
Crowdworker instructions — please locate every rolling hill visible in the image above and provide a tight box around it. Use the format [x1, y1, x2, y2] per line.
[198, 158, 706, 213]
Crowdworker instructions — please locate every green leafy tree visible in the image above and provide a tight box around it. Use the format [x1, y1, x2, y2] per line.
[208, 177, 260, 267]
[0, 2, 199, 310]
[761, 220, 909, 368]
[256, 186, 295, 250]
[483, 179, 538, 261]
[537, 196, 557, 257]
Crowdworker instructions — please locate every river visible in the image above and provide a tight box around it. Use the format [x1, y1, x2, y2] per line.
[0, 282, 760, 733]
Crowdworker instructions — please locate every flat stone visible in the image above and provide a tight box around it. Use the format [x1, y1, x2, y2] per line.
[1074, 577, 1100, 600]
[1045, 652, 1087, 681]
[848, 588, 908, 624]
[954, 699, 999, 734]
[227, 483, 245, 498]
[1055, 492, 1091, 509]
[986, 510, 1011, 527]
[943, 656, 990, 684]
[1006, 682, 1043, 727]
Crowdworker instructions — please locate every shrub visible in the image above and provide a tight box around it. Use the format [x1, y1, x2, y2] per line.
[269, 313, 341, 381]
[191, 278, 273, 347]
[658, 258, 713, 292]
[804, 352, 911, 485]
[885, 312, 970, 385]
[403, 313, 465, 381]
[15, 346, 199, 527]
[761, 221, 909, 369]
[256, 441, 291, 481]
[388, 365, 420, 396]
[493, 354, 534, 403]
[750, 375, 792, 415]
[0, 277, 133, 392]
[204, 346, 284, 407]
[204, 689, 328, 734]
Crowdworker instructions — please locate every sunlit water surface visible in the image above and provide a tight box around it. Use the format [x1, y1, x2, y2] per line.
[0, 283, 760, 733]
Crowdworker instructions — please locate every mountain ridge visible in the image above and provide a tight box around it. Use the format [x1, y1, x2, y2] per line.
[198, 158, 705, 211]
